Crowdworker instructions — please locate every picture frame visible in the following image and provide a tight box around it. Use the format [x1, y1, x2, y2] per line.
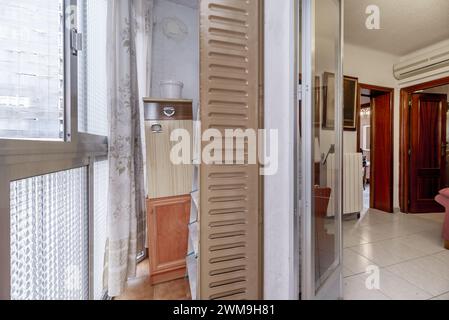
[322, 72, 359, 131]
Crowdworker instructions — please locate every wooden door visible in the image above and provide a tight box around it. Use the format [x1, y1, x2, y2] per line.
[409, 93, 447, 213]
[147, 195, 191, 284]
[371, 92, 393, 213]
[200, 0, 262, 300]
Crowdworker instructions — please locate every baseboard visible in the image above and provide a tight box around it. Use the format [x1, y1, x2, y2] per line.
[150, 266, 187, 285]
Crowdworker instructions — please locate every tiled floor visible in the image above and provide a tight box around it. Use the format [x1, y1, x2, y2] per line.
[343, 209, 449, 300]
[115, 259, 192, 300]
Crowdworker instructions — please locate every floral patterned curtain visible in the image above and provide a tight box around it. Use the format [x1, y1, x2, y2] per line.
[106, 0, 153, 297]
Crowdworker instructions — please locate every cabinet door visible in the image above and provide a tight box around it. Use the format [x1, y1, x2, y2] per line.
[147, 195, 191, 284]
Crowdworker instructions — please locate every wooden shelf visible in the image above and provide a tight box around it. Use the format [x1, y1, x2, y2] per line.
[143, 98, 193, 104]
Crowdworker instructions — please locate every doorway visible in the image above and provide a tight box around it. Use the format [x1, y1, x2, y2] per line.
[357, 84, 394, 213]
[400, 77, 449, 213]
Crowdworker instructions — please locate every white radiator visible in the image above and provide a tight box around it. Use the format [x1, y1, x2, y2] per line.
[326, 153, 364, 216]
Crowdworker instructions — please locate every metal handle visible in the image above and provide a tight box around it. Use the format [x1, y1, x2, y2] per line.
[163, 106, 176, 117]
[151, 123, 163, 133]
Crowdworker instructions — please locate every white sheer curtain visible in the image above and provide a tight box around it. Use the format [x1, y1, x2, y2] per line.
[106, 0, 153, 297]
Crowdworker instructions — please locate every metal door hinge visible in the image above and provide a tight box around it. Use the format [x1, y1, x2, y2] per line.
[298, 84, 302, 101]
[71, 28, 83, 56]
[408, 149, 412, 157]
[408, 100, 412, 108]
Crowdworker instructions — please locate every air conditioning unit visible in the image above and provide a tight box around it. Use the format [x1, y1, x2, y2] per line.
[393, 44, 449, 80]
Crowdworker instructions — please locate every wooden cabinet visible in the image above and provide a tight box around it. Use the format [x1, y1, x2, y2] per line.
[147, 195, 191, 284]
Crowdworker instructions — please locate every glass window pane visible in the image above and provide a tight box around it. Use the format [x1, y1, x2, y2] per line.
[314, 0, 341, 290]
[78, 0, 108, 136]
[0, 0, 65, 140]
[93, 160, 108, 300]
[10, 167, 89, 300]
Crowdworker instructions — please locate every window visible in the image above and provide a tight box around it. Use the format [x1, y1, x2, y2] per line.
[0, 0, 109, 301]
[10, 167, 89, 300]
[0, 0, 65, 140]
[93, 159, 109, 300]
[78, 0, 108, 136]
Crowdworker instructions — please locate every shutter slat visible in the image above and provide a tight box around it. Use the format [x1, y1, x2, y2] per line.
[200, 0, 261, 299]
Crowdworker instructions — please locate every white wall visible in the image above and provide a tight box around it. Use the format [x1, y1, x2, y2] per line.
[264, 0, 296, 300]
[151, 0, 199, 112]
[343, 43, 400, 208]
[343, 40, 449, 210]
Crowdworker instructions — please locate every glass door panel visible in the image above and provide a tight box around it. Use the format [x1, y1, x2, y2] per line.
[300, 0, 343, 300]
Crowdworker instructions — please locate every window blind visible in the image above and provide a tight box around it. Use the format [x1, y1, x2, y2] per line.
[10, 167, 89, 300]
[0, 0, 64, 140]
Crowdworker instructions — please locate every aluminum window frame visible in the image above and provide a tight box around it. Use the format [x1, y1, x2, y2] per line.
[0, 0, 108, 300]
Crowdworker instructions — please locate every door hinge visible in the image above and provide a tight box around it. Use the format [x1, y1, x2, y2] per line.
[297, 84, 302, 101]
[408, 148, 412, 157]
[70, 28, 83, 56]
[408, 100, 412, 108]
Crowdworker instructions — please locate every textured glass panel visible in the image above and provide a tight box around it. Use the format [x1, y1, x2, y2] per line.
[78, 0, 108, 136]
[93, 160, 108, 300]
[10, 167, 89, 300]
[0, 0, 64, 140]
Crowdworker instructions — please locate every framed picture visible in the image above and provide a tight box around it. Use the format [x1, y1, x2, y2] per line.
[322, 72, 359, 131]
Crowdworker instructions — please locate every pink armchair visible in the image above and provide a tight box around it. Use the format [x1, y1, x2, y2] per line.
[435, 190, 449, 250]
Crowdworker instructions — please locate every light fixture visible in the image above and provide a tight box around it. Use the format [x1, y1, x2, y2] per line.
[360, 108, 371, 117]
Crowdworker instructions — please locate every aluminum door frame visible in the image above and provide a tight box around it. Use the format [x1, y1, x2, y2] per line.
[299, 0, 344, 300]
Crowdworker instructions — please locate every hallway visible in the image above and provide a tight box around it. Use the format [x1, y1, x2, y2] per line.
[342, 210, 449, 300]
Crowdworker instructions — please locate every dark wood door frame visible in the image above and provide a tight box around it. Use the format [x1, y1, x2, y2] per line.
[357, 83, 395, 213]
[399, 76, 449, 213]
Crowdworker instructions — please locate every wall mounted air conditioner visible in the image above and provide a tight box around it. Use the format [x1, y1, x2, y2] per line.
[393, 44, 449, 80]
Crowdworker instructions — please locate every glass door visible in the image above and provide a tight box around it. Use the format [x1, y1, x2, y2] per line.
[299, 0, 344, 300]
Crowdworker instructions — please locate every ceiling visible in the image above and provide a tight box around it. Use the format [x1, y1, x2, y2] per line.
[345, 0, 449, 56]
[165, 0, 198, 9]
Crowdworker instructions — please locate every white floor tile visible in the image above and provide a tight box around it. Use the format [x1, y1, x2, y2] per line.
[431, 292, 449, 300]
[351, 239, 427, 267]
[395, 231, 445, 255]
[377, 269, 432, 300]
[343, 273, 391, 300]
[387, 258, 449, 296]
[343, 249, 376, 277]
[343, 228, 370, 248]
[343, 267, 354, 278]
[411, 256, 449, 280]
[343, 209, 446, 300]
[433, 250, 449, 264]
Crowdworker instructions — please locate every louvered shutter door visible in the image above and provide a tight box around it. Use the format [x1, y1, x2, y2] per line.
[200, 0, 262, 300]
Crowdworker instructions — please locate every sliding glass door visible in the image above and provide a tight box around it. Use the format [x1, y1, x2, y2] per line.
[299, 0, 344, 300]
